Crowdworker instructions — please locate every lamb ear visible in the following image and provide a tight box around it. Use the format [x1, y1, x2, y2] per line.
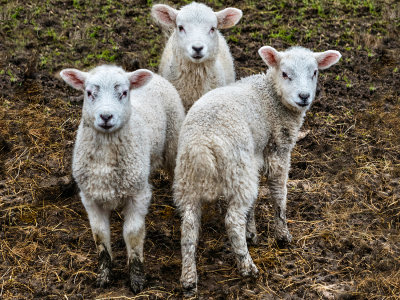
[314, 50, 342, 70]
[151, 4, 178, 28]
[258, 46, 281, 68]
[60, 68, 88, 91]
[215, 8, 242, 29]
[127, 69, 153, 90]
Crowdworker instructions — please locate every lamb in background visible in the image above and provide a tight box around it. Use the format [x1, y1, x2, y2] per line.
[60, 65, 185, 293]
[173, 46, 341, 296]
[152, 2, 242, 112]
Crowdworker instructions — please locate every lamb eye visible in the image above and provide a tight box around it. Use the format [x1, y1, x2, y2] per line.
[87, 91, 92, 97]
[313, 70, 318, 77]
[119, 90, 128, 100]
[210, 27, 215, 33]
[282, 72, 288, 79]
[178, 25, 184, 32]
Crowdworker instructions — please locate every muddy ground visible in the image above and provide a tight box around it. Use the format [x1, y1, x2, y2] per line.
[1, 0, 400, 299]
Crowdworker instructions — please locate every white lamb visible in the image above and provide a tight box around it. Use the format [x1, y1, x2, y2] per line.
[151, 2, 242, 112]
[60, 65, 185, 293]
[173, 46, 341, 296]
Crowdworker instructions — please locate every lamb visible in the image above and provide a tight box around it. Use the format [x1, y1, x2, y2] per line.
[173, 46, 341, 296]
[59, 65, 185, 293]
[151, 2, 242, 112]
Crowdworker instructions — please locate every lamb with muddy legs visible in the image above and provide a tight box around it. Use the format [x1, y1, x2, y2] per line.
[60, 65, 185, 293]
[173, 46, 341, 296]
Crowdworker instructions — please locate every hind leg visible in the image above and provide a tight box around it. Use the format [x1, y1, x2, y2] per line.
[226, 194, 259, 278]
[81, 192, 112, 287]
[123, 186, 151, 293]
[179, 200, 202, 297]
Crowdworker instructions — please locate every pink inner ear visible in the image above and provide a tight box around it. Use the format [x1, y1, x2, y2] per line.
[217, 8, 242, 28]
[159, 10, 172, 23]
[224, 13, 238, 25]
[318, 53, 340, 68]
[62, 70, 85, 89]
[66, 72, 84, 86]
[262, 49, 278, 67]
[130, 72, 152, 89]
[154, 6, 176, 25]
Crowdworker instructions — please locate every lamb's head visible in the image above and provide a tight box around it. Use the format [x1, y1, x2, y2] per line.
[60, 65, 153, 133]
[152, 2, 242, 63]
[258, 46, 341, 112]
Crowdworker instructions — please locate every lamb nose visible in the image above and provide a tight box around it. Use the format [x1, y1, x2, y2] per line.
[299, 93, 310, 101]
[192, 46, 204, 53]
[100, 114, 113, 122]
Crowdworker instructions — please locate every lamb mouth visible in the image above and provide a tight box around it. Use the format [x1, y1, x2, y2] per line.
[100, 124, 113, 130]
[296, 102, 309, 107]
[192, 54, 204, 60]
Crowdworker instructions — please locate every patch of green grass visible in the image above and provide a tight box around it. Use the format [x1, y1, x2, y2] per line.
[73, 0, 82, 10]
[343, 75, 352, 88]
[228, 35, 239, 43]
[88, 26, 101, 38]
[11, 7, 23, 19]
[7, 69, 17, 83]
[47, 28, 58, 41]
[270, 27, 298, 44]
[96, 50, 118, 62]
[250, 31, 263, 41]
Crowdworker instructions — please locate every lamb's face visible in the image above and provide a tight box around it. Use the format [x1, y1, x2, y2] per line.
[60, 66, 153, 134]
[258, 46, 342, 113]
[176, 4, 219, 63]
[83, 70, 131, 133]
[152, 3, 242, 63]
[274, 53, 319, 112]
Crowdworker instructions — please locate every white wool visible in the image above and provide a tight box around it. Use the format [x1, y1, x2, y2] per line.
[173, 46, 341, 296]
[152, 2, 242, 111]
[60, 65, 185, 291]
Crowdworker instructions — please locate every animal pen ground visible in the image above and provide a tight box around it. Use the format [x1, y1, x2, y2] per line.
[1, 0, 399, 299]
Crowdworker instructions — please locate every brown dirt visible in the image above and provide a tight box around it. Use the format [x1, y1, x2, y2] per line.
[1, 0, 400, 299]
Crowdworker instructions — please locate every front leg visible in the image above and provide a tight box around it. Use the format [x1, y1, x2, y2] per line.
[123, 186, 152, 294]
[246, 205, 258, 245]
[81, 192, 112, 287]
[266, 152, 292, 245]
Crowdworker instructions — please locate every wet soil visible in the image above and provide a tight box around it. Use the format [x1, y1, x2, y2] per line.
[1, 0, 400, 299]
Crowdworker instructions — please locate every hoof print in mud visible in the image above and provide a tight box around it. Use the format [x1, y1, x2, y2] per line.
[96, 249, 112, 287]
[129, 258, 146, 294]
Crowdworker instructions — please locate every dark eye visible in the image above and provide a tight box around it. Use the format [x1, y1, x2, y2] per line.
[282, 72, 288, 79]
[313, 70, 318, 78]
[87, 90, 92, 97]
[178, 25, 184, 32]
[210, 27, 215, 33]
[120, 90, 128, 100]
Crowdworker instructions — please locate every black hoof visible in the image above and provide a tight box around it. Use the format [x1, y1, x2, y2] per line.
[96, 249, 112, 287]
[182, 283, 197, 298]
[246, 232, 258, 246]
[129, 258, 146, 294]
[276, 234, 292, 248]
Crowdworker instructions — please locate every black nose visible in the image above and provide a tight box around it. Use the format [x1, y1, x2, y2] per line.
[100, 114, 113, 122]
[192, 46, 203, 53]
[299, 93, 310, 102]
